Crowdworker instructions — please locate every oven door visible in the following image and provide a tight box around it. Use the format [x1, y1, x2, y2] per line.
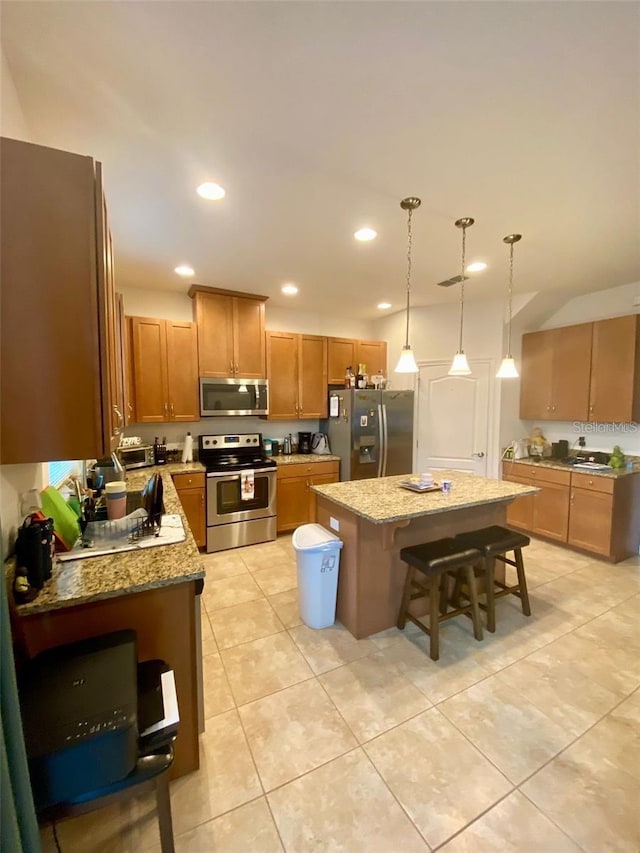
[207, 470, 276, 525]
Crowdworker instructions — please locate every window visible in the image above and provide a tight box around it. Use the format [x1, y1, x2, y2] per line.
[48, 460, 81, 488]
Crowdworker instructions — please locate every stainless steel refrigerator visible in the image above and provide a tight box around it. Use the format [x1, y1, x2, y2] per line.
[322, 389, 414, 481]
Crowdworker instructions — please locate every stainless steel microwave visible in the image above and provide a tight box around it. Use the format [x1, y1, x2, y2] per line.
[200, 378, 268, 417]
[116, 443, 154, 470]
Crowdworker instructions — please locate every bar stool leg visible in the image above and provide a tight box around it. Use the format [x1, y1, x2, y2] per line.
[397, 565, 415, 630]
[439, 572, 450, 615]
[155, 773, 175, 853]
[429, 574, 441, 661]
[484, 556, 496, 633]
[464, 565, 484, 642]
[514, 548, 531, 616]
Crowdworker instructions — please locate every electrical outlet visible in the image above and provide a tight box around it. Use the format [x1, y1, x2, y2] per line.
[578, 436, 586, 447]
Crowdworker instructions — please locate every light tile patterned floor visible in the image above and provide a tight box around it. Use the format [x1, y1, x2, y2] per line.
[41, 535, 640, 852]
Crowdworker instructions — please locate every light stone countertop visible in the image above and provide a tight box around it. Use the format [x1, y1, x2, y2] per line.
[11, 465, 205, 616]
[504, 457, 640, 478]
[273, 454, 341, 465]
[312, 470, 538, 524]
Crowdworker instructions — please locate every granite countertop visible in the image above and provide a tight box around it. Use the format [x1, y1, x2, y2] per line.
[312, 471, 537, 525]
[10, 465, 205, 616]
[273, 454, 341, 465]
[504, 457, 640, 479]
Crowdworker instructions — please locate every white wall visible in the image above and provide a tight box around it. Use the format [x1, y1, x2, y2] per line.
[0, 48, 31, 138]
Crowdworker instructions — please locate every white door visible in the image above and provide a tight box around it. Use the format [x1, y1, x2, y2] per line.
[416, 360, 491, 476]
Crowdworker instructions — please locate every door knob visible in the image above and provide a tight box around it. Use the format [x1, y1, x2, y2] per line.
[472, 451, 485, 458]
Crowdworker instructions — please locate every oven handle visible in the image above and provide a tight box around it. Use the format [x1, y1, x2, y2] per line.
[206, 469, 277, 479]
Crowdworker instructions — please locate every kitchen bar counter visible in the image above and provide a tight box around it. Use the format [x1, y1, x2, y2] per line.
[8, 466, 205, 780]
[313, 472, 537, 639]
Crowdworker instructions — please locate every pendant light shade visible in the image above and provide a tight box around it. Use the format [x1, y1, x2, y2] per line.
[394, 197, 421, 374]
[448, 217, 474, 376]
[497, 233, 522, 379]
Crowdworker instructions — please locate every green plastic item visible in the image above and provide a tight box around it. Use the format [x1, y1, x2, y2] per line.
[40, 486, 80, 550]
[609, 445, 625, 469]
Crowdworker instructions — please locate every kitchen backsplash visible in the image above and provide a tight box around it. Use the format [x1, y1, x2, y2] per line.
[124, 417, 322, 452]
[522, 421, 640, 455]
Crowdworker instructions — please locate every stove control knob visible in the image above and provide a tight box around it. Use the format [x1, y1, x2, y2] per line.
[212, 439, 218, 445]
[253, 438, 258, 443]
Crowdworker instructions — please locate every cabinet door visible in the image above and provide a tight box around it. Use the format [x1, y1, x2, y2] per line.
[176, 487, 206, 548]
[568, 489, 613, 556]
[589, 315, 640, 423]
[550, 323, 592, 421]
[299, 335, 328, 418]
[276, 476, 310, 532]
[327, 338, 357, 384]
[194, 293, 234, 377]
[166, 321, 199, 421]
[123, 316, 136, 424]
[356, 340, 387, 376]
[519, 331, 554, 419]
[266, 331, 299, 418]
[130, 317, 169, 422]
[532, 481, 569, 541]
[503, 474, 534, 530]
[233, 297, 266, 378]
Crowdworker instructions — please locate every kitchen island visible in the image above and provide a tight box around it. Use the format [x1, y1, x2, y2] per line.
[8, 463, 205, 780]
[312, 471, 537, 639]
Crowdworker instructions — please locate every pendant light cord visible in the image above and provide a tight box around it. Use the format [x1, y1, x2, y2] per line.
[506, 241, 514, 357]
[404, 207, 413, 348]
[458, 224, 467, 353]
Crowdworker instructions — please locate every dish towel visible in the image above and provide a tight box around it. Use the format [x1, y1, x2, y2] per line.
[241, 470, 255, 500]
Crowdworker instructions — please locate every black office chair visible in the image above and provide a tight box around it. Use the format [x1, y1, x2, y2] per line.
[20, 631, 177, 853]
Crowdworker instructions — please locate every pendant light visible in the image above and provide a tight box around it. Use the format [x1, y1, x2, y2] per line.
[496, 233, 522, 378]
[394, 196, 421, 373]
[448, 217, 474, 376]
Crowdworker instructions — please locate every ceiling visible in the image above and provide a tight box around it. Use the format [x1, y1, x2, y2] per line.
[2, 1, 639, 321]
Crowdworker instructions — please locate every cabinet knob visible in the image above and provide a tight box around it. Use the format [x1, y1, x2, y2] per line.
[170, 402, 175, 418]
[229, 361, 234, 374]
[589, 479, 593, 485]
[164, 402, 168, 418]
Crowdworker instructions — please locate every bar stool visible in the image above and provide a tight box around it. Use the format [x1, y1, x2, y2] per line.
[454, 525, 531, 633]
[397, 537, 484, 661]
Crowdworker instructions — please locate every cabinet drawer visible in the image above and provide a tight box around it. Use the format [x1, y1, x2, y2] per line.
[277, 461, 339, 479]
[570, 472, 615, 494]
[173, 472, 205, 490]
[505, 464, 570, 486]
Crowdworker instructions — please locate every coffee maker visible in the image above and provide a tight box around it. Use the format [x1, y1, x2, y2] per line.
[298, 432, 312, 454]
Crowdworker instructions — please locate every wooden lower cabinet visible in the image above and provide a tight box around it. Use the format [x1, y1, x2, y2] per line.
[504, 464, 640, 562]
[276, 461, 339, 533]
[173, 472, 206, 548]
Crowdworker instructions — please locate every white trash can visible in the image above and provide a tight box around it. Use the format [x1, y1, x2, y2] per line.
[292, 524, 343, 629]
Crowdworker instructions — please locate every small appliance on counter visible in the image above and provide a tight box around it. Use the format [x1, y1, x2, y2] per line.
[298, 432, 312, 454]
[88, 452, 126, 488]
[117, 438, 154, 471]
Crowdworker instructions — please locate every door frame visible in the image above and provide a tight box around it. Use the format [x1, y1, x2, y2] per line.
[415, 359, 499, 479]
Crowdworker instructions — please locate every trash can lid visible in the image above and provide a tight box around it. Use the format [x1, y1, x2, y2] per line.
[292, 523, 343, 550]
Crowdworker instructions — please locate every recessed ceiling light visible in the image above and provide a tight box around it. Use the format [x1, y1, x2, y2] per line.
[377, 302, 392, 310]
[196, 182, 226, 200]
[354, 227, 377, 242]
[174, 264, 195, 277]
[281, 283, 298, 295]
[466, 261, 487, 273]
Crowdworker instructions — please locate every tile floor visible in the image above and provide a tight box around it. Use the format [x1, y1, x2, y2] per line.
[41, 535, 640, 852]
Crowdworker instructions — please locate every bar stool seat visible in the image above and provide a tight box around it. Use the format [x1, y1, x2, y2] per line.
[454, 525, 531, 633]
[397, 537, 484, 661]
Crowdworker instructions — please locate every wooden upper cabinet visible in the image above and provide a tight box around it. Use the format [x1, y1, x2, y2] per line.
[328, 338, 357, 384]
[266, 331, 299, 419]
[266, 332, 327, 419]
[356, 340, 388, 376]
[129, 317, 198, 422]
[589, 315, 640, 423]
[299, 335, 328, 418]
[520, 324, 591, 421]
[0, 137, 119, 464]
[190, 286, 267, 379]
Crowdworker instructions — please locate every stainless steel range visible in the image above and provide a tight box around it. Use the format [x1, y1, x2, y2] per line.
[199, 433, 277, 553]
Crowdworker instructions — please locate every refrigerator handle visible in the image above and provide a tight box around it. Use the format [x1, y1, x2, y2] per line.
[376, 403, 384, 478]
[381, 403, 389, 477]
